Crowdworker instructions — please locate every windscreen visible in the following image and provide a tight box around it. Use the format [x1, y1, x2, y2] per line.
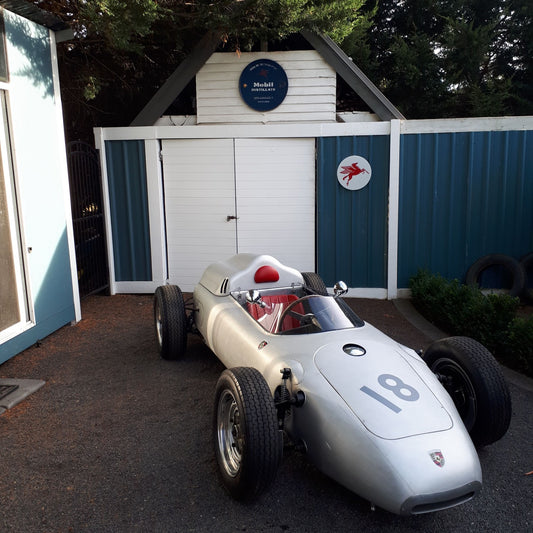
[276, 295, 355, 334]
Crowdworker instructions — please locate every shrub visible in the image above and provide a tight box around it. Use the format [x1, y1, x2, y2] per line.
[500, 316, 533, 376]
[410, 270, 532, 377]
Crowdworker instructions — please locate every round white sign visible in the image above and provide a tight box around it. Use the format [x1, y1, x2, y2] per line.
[336, 156, 372, 191]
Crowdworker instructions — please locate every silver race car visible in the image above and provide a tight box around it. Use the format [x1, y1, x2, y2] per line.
[153, 254, 511, 515]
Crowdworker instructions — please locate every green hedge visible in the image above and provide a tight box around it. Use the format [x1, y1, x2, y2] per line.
[410, 270, 533, 377]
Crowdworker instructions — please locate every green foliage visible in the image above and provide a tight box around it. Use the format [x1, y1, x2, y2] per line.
[353, 0, 533, 118]
[503, 316, 533, 376]
[80, 0, 161, 52]
[34, 0, 532, 140]
[410, 270, 532, 377]
[194, 0, 367, 50]
[35, 0, 372, 141]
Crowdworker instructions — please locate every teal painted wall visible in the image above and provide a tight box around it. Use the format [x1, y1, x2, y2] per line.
[398, 130, 533, 288]
[105, 140, 152, 281]
[0, 11, 75, 364]
[317, 136, 390, 288]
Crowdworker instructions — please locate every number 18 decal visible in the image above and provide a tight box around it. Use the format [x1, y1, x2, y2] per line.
[361, 374, 420, 413]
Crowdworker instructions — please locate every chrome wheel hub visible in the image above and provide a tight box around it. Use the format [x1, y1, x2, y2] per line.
[217, 390, 243, 477]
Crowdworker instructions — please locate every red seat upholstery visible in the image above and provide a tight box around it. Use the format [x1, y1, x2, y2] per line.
[247, 294, 302, 332]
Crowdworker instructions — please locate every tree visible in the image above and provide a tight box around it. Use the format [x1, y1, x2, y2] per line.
[34, 0, 369, 142]
[347, 0, 532, 118]
[34, 0, 532, 140]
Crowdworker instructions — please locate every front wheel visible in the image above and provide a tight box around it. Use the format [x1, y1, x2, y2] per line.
[214, 367, 282, 500]
[423, 336, 511, 446]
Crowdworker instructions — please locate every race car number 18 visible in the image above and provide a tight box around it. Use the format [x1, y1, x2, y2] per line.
[360, 374, 420, 413]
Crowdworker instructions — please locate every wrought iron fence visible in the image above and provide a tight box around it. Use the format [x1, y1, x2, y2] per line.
[67, 141, 109, 297]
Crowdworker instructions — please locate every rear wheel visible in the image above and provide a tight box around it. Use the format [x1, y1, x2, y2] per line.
[302, 272, 363, 327]
[154, 285, 187, 360]
[423, 336, 511, 446]
[214, 367, 282, 500]
[302, 272, 328, 295]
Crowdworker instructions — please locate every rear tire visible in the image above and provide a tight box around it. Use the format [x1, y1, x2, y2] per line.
[423, 336, 511, 446]
[214, 367, 282, 500]
[154, 285, 187, 360]
[302, 271, 363, 327]
[302, 272, 328, 295]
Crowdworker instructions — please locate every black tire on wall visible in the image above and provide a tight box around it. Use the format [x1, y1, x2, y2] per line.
[154, 285, 187, 360]
[466, 254, 525, 297]
[213, 367, 283, 500]
[423, 336, 512, 447]
[520, 253, 533, 303]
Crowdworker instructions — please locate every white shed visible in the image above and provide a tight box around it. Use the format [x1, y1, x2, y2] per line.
[96, 32, 405, 294]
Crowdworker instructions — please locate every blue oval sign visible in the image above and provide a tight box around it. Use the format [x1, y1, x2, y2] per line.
[239, 59, 288, 112]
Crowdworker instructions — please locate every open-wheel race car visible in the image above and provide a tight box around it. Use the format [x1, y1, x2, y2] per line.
[153, 254, 512, 516]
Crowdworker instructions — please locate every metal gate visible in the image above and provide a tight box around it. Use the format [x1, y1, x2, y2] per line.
[67, 141, 109, 297]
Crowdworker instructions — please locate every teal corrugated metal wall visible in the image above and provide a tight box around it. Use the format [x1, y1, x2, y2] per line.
[317, 136, 390, 287]
[105, 140, 152, 281]
[398, 130, 533, 287]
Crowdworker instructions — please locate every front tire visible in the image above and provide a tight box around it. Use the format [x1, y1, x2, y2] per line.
[154, 285, 187, 360]
[423, 336, 511, 446]
[214, 367, 282, 500]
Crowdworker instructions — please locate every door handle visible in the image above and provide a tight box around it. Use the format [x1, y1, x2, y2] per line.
[226, 215, 239, 221]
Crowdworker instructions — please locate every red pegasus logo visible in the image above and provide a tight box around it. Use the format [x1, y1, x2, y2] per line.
[340, 162, 369, 185]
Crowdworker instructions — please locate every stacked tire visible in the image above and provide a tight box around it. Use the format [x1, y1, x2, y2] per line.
[466, 253, 533, 302]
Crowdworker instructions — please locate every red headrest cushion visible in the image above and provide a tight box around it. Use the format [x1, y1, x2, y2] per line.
[254, 265, 280, 283]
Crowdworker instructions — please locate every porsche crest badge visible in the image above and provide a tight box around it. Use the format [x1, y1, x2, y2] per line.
[429, 450, 445, 467]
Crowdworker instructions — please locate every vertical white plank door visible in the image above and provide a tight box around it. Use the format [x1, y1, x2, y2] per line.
[235, 138, 316, 272]
[161, 139, 237, 291]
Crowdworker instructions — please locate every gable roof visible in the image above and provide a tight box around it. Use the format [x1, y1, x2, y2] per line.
[131, 30, 404, 127]
[0, 0, 69, 31]
[300, 31, 404, 122]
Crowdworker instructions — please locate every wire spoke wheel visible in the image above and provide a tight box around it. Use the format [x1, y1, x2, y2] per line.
[213, 367, 282, 500]
[155, 299, 164, 347]
[217, 390, 243, 478]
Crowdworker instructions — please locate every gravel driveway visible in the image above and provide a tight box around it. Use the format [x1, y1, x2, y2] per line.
[0, 294, 531, 532]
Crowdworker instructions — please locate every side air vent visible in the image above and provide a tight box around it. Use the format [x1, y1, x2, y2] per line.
[220, 277, 229, 294]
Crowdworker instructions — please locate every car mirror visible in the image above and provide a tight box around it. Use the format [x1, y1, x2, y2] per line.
[246, 289, 265, 308]
[333, 281, 348, 298]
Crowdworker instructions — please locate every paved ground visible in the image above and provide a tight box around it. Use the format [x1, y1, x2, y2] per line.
[0, 294, 531, 533]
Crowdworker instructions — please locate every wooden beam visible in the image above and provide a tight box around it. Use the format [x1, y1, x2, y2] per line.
[130, 32, 222, 127]
[301, 30, 405, 121]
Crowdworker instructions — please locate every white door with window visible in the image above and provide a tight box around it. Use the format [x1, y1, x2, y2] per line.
[0, 93, 29, 342]
[162, 137, 315, 291]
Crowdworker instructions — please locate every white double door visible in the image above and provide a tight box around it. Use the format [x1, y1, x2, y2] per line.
[162, 137, 315, 290]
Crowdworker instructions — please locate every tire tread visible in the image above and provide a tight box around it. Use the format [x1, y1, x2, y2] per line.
[214, 367, 282, 500]
[424, 336, 511, 446]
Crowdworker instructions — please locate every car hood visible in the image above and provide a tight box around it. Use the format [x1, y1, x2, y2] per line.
[314, 338, 453, 440]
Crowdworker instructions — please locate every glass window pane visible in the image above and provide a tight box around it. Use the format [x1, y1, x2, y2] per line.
[0, 148, 20, 331]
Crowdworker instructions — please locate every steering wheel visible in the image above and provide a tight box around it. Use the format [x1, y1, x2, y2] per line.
[278, 295, 320, 332]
